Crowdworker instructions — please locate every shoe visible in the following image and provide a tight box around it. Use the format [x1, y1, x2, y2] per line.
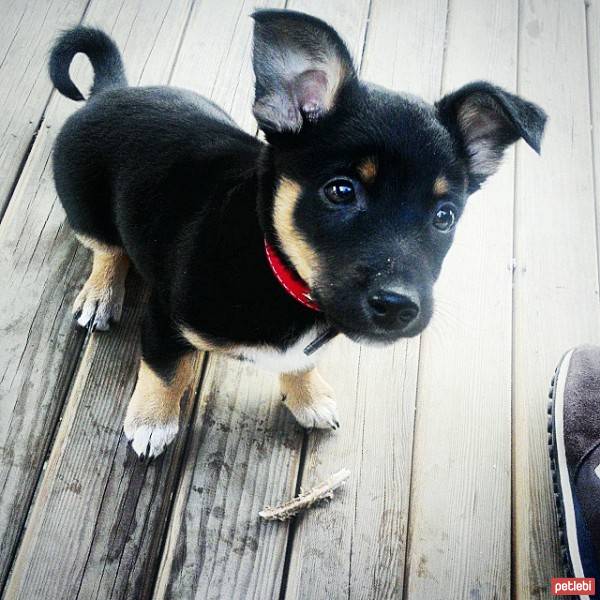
[549, 345, 600, 598]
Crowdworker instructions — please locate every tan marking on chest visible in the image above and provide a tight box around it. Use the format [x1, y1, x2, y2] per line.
[180, 324, 322, 374]
[76, 233, 123, 256]
[180, 326, 226, 352]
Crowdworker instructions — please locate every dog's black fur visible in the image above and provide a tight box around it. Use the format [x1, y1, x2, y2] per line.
[50, 11, 546, 381]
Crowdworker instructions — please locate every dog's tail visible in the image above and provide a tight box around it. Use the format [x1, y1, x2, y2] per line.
[49, 27, 127, 101]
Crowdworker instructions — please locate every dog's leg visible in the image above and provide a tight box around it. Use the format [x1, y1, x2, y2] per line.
[124, 298, 195, 459]
[280, 368, 340, 430]
[74, 234, 129, 330]
[124, 357, 193, 459]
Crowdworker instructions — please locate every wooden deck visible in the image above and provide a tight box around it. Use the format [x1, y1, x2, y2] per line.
[0, 0, 599, 598]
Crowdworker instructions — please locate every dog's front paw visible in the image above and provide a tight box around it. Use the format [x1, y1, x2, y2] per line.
[282, 370, 340, 430]
[73, 279, 124, 331]
[124, 415, 179, 459]
[286, 394, 340, 430]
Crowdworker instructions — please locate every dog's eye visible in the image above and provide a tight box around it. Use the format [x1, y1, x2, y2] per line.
[323, 179, 356, 204]
[432, 203, 456, 232]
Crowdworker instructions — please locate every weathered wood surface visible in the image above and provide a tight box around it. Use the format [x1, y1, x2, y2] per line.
[153, 2, 311, 598]
[0, 0, 596, 598]
[4, 275, 206, 600]
[404, 1, 516, 598]
[283, 1, 445, 598]
[513, 1, 600, 598]
[0, 0, 90, 216]
[589, 0, 600, 276]
[154, 358, 300, 600]
[0, 0, 194, 596]
[154, 1, 371, 598]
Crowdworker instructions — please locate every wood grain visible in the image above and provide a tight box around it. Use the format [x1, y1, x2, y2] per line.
[588, 0, 600, 273]
[155, 358, 302, 600]
[0, 1, 594, 597]
[155, 2, 372, 598]
[0, 0, 90, 216]
[513, 1, 600, 597]
[3, 275, 206, 600]
[152, 2, 326, 598]
[158, 4, 368, 597]
[404, 1, 516, 598]
[0, 0, 194, 595]
[281, 1, 446, 599]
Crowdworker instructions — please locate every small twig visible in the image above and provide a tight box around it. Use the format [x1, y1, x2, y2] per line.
[259, 469, 351, 521]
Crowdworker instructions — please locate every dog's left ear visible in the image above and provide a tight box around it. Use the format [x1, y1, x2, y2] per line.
[251, 9, 356, 134]
[436, 81, 547, 191]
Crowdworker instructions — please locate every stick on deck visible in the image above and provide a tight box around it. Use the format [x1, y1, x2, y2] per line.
[259, 469, 351, 522]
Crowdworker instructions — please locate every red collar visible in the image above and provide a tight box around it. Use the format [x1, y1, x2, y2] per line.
[264, 239, 321, 311]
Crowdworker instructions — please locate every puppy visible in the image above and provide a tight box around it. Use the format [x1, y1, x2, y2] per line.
[49, 10, 546, 458]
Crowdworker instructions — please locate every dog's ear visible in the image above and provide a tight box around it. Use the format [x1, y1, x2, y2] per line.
[436, 81, 547, 191]
[251, 9, 356, 134]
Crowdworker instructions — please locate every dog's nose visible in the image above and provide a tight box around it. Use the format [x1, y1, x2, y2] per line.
[368, 290, 419, 328]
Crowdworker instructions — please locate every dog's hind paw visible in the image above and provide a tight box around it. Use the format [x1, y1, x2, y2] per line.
[124, 417, 179, 459]
[73, 280, 124, 331]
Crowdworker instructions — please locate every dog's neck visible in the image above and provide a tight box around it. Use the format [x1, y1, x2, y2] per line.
[255, 145, 338, 354]
[255, 144, 303, 280]
[263, 239, 320, 311]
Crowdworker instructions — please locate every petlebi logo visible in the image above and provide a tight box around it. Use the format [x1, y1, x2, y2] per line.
[551, 577, 595, 596]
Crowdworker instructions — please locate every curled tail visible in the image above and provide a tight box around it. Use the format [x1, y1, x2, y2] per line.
[49, 27, 127, 101]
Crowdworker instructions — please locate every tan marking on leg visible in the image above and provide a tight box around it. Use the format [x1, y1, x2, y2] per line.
[124, 355, 194, 458]
[273, 177, 319, 285]
[433, 175, 450, 197]
[73, 235, 129, 330]
[129, 357, 193, 423]
[280, 368, 339, 430]
[357, 157, 378, 184]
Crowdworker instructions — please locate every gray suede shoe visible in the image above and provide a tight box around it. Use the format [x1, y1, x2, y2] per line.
[549, 346, 600, 597]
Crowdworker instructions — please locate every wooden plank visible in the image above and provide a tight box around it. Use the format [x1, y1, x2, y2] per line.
[154, 2, 373, 598]
[4, 276, 205, 600]
[513, 1, 600, 597]
[167, 0, 267, 133]
[404, 1, 516, 598]
[0, 0, 194, 595]
[282, 1, 447, 598]
[154, 358, 301, 600]
[150, 2, 353, 598]
[588, 0, 600, 277]
[0, 0, 90, 216]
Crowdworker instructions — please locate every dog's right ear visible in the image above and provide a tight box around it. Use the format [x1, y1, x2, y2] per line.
[436, 82, 547, 192]
[251, 9, 356, 134]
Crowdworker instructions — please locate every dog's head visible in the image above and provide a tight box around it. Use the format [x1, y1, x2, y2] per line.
[253, 10, 546, 343]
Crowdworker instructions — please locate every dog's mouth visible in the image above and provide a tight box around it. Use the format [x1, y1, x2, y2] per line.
[327, 316, 428, 345]
[313, 289, 433, 345]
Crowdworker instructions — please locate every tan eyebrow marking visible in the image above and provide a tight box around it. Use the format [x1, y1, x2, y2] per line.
[433, 175, 450, 197]
[357, 157, 378, 184]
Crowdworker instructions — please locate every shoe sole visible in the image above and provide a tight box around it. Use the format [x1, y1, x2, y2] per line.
[548, 348, 591, 599]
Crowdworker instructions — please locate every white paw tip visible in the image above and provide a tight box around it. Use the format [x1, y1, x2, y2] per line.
[73, 288, 124, 331]
[287, 397, 340, 431]
[124, 420, 179, 459]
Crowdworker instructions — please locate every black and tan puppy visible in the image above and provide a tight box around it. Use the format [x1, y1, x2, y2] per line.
[49, 11, 546, 458]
